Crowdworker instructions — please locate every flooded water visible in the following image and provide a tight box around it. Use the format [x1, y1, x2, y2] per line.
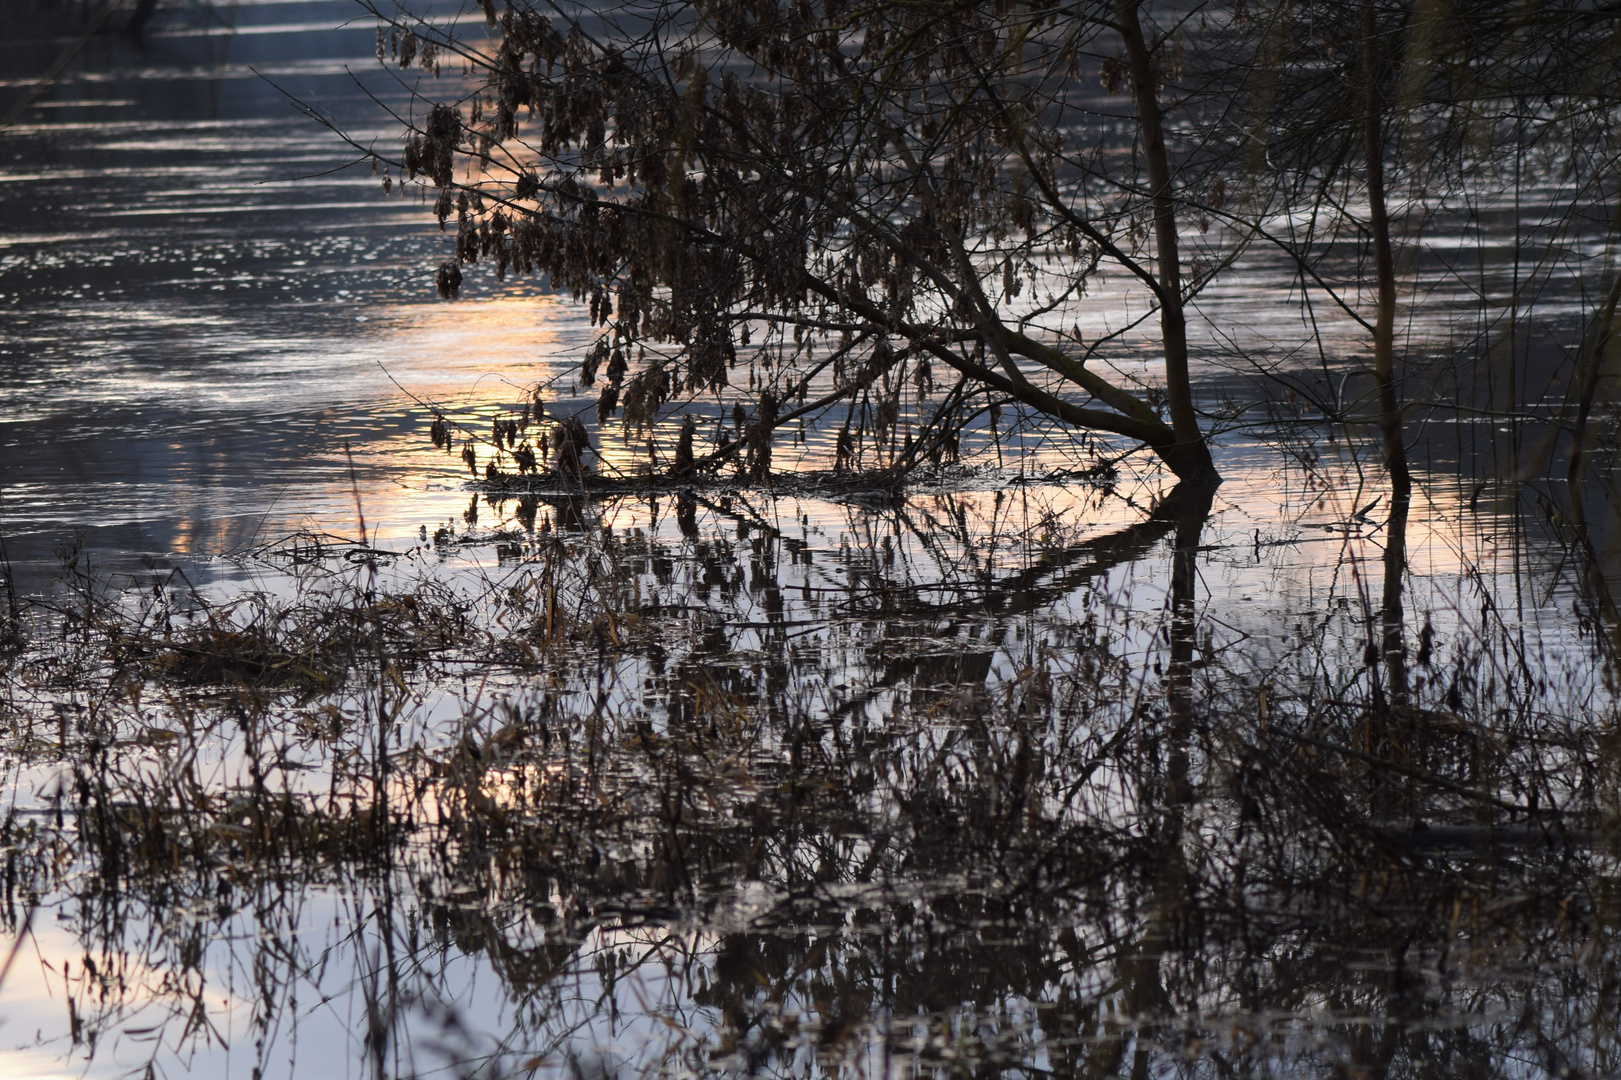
[0, 0, 575, 594]
[2, 2, 1619, 1079]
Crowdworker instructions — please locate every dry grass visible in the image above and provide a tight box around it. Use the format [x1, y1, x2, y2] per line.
[0, 491, 1615, 1079]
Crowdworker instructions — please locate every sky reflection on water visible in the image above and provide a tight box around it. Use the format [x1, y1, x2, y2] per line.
[0, 3, 1615, 1079]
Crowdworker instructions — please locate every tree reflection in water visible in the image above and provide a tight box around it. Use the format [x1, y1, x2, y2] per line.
[0, 476, 1613, 1080]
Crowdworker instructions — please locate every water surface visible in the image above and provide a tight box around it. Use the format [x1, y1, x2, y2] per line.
[0, 4, 1616, 1079]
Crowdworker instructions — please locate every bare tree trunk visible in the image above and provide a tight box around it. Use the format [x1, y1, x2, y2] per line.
[1362, 0, 1412, 705]
[1116, 0, 1219, 488]
[1565, 250, 1621, 659]
[1567, 256, 1621, 494]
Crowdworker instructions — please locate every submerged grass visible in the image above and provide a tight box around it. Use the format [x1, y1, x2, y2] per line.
[0, 474, 1616, 1079]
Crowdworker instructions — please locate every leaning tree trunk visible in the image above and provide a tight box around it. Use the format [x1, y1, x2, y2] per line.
[1117, 0, 1220, 488]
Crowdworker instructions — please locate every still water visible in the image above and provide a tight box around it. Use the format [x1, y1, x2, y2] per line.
[0, 0, 1579, 588]
[0, 0, 583, 594]
[0, 3, 1615, 1079]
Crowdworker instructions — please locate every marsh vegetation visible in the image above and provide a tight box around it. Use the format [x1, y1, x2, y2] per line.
[1, 462, 1618, 1078]
[5, 0, 1621, 1077]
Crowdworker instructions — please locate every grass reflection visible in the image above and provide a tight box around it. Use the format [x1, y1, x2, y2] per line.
[0, 460, 1613, 1078]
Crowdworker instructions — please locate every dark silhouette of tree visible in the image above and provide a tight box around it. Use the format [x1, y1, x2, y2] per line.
[355, 0, 1245, 486]
[1199, 0, 1621, 695]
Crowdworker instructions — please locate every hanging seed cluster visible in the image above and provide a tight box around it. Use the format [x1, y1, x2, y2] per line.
[429, 401, 551, 481]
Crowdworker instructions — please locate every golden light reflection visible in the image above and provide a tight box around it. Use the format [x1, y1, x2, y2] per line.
[110, 276, 1561, 643]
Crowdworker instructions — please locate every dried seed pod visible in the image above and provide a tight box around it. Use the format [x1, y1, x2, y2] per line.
[436, 261, 462, 299]
[913, 357, 933, 397]
[621, 361, 670, 432]
[580, 338, 608, 387]
[551, 417, 590, 479]
[597, 381, 620, 424]
[744, 391, 777, 481]
[671, 415, 697, 477]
